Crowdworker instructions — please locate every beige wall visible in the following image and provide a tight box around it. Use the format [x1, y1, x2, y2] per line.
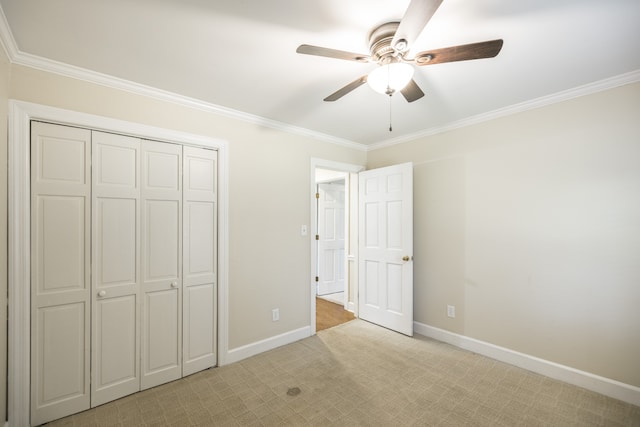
[4, 56, 639, 414]
[368, 82, 640, 387]
[0, 45, 9, 422]
[7, 64, 366, 352]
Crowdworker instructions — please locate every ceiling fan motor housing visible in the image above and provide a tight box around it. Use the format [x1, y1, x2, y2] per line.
[368, 22, 402, 64]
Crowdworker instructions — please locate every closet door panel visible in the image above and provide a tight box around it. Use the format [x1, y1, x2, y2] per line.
[35, 195, 86, 294]
[91, 131, 141, 407]
[144, 289, 180, 379]
[94, 143, 138, 196]
[31, 122, 91, 425]
[185, 202, 215, 280]
[141, 141, 183, 390]
[92, 295, 138, 406]
[95, 198, 137, 287]
[183, 146, 217, 375]
[184, 283, 215, 370]
[145, 200, 180, 280]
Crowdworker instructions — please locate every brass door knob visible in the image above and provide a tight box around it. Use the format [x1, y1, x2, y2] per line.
[402, 256, 411, 261]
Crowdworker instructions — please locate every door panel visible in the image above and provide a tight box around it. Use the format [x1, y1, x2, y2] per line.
[31, 122, 91, 425]
[364, 261, 379, 306]
[183, 146, 217, 375]
[37, 196, 86, 292]
[144, 289, 180, 383]
[184, 283, 215, 362]
[141, 140, 182, 389]
[95, 198, 137, 286]
[91, 131, 141, 407]
[144, 200, 180, 280]
[33, 303, 87, 423]
[358, 163, 413, 336]
[92, 295, 138, 406]
[94, 143, 138, 191]
[186, 202, 215, 276]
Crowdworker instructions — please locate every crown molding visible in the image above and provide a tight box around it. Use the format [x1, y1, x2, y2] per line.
[0, 6, 367, 152]
[0, 4, 17, 60]
[369, 69, 640, 151]
[1, 3, 638, 154]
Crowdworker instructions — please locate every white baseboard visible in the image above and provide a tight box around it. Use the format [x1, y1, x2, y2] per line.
[414, 321, 640, 407]
[223, 326, 311, 365]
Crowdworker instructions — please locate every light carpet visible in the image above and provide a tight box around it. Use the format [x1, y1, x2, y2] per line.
[48, 319, 640, 426]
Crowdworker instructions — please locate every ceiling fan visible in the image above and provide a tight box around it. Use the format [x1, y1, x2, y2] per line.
[296, 0, 503, 103]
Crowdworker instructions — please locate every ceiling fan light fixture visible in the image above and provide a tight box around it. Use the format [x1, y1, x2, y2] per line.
[367, 62, 414, 95]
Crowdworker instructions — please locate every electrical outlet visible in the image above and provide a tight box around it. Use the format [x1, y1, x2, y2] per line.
[272, 308, 280, 322]
[447, 305, 456, 318]
[301, 225, 308, 236]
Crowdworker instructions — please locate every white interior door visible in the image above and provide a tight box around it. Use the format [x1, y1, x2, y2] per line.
[30, 122, 91, 425]
[182, 146, 217, 375]
[358, 163, 413, 336]
[91, 131, 141, 407]
[140, 140, 183, 390]
[317, 182, 346, 296]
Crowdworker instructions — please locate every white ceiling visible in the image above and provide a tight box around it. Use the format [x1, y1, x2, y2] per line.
[1, 0, 639, 147]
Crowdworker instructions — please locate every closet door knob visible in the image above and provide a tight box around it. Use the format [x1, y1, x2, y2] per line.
[98, 290, 107, 297]
[171, 282, 178, 288]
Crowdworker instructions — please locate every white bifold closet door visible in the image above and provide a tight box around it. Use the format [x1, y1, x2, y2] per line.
[30, 122, 92, 426]
[31, 122, 217, 426]
[182, 146, 217, 375]
[91, 131, 142, 406]
[140, 140, 183, 390]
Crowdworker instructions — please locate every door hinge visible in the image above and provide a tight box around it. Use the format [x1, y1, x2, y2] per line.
[315, 234, 319, 240]
[315, 192, 320, 199]
[315, 276, 319, 282]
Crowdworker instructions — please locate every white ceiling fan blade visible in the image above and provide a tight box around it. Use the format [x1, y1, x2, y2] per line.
[392, 0, 444, 51]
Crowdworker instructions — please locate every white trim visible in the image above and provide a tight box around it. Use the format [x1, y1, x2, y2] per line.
[0, 6, 365, 153]
[310, 159, 364, 336]
[7, 100, 230, 426]
[7, 102, 31, 427]
[414, 322, 640, 407]
[225, 326, 311, 365]
[370, 69, 640, 150]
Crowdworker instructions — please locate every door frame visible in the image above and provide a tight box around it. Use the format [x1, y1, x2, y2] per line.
[309, 158, 364, 335]
[7, 100, 229, 427]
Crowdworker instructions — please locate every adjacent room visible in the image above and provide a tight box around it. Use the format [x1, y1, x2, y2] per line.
[0, 0, 638, 425]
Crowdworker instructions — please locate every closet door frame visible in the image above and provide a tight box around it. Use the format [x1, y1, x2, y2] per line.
[7, 100, 230, 427]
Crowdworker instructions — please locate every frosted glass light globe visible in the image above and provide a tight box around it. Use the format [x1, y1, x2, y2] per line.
[367, 63, 414, 95]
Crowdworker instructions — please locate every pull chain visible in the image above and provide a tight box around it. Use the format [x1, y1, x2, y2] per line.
[388, 93, 393, 132]
[387, 68, 393, 132]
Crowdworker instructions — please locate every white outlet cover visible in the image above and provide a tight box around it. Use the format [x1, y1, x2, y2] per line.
[447, 305, 456, 318]
[300, 225, 308, 236]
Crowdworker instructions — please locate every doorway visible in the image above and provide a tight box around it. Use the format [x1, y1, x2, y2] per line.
[310, 159, 415, 337]
[310, 159, 364, 334]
